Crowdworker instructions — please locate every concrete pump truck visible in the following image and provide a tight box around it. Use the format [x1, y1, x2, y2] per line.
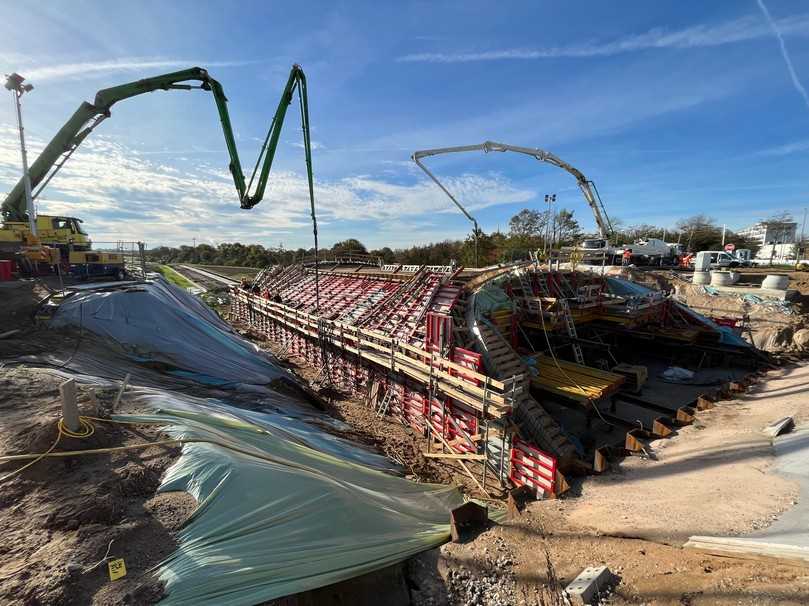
[0, 64, 317, 279]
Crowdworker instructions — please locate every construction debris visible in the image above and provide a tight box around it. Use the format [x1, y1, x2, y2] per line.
[764, 416, 795, 438]
[564, 565, 615, 605]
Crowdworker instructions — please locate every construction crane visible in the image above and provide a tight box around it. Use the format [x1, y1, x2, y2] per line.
[411, 141, 615, 264]
[0, 65, 320, 301]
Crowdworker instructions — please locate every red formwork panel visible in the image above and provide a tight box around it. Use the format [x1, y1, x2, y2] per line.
[445, 403, 478, 453]
[425, 312, 452, 353]
[401, 386, 427, 431]
[0, 259, 14, 280]
[450, 347, 483, 386]
[509, 437, 557, 496]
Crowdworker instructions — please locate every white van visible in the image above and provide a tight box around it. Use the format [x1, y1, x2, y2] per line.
[694, 250, 740, 269]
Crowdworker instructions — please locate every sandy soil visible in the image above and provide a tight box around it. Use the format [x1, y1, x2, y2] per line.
[237, 317, 809, 605]
[417, 363, 809, 606]
[563, 363, 809, 544]
[0, 367, 195, 605]
[427, 501, 809, 606]
[0, 281, 50, 331]
[253, 334, 478, 492]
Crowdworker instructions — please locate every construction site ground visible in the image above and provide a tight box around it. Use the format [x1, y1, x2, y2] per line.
[234, 309, 809, 606]
[4, 273, 809, 606]
[0, 365, 195, 605]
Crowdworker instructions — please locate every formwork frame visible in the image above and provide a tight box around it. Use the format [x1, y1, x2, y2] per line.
[230, 289, 537, 493]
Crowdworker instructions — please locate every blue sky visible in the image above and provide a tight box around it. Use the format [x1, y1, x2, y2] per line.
[1, 0, 808, 249]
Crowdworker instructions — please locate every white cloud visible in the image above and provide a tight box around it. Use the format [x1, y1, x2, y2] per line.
[16, 58, 255, 82]
[758, 140, 809, 156]
[397, 12, 809, 63]
[291, 140, 325, 150]
[0, 125, 533, 247]
[756, 0, 809, 115]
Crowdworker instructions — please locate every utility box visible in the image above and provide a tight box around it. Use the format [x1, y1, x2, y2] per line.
[694, 251, 712, 271]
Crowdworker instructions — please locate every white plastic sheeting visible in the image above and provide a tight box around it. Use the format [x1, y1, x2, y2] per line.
[50, 279, 287, 386]
[122, 407, 462, 605]
[41, 278, 466, 604]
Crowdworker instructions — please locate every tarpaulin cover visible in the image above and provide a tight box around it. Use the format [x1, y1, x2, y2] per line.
[129, 387, 398, 472]
[32, 279, 470, 603]
[121, 406, 463, 605]
[36, 279, 465, 603]
[49, 279, 287, 386]
[474, 279, 514, 315]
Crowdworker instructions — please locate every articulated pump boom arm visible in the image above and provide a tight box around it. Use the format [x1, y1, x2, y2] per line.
[412, 141, 614, 240]
[2, 65, 313, 220]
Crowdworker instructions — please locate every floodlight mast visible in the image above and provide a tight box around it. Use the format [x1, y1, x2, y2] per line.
[5, 73, 36, 237]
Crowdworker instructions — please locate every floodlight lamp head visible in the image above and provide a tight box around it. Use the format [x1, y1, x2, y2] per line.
[4, 73, 32, 94]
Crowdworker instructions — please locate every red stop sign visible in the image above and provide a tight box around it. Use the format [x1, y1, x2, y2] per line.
[724, 243, 736, 252]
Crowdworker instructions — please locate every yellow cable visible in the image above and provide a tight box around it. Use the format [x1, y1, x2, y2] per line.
[0, 415, 297, 481]
[536, 297, 615, 428]
[0, 415, 135, 483]
[0, 434, 61, 483]
[58, 417, 95, 439]
[0, 415, 97, 483]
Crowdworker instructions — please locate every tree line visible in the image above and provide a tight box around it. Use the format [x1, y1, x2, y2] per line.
[146, 208, 793, 268]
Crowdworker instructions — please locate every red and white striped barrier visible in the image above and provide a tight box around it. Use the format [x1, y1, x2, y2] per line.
[509, 437, 557, 497]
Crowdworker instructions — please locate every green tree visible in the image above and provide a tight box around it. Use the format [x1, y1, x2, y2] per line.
[331, 238, 367, 254]
[508, 209, 547, 239]
[676, 214, 723, 252]
[553, 208, 581, 246]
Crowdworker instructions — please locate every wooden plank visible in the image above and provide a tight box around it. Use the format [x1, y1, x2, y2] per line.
[241, 292, 511, 394]
[423, 452, 487, 461]
[429, 420, 491, 498]
[685, 536, 809, 568]
[235, 292, 516, 414]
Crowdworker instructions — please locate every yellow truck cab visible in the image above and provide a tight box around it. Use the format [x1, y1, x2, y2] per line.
[0, 215, 92, 250]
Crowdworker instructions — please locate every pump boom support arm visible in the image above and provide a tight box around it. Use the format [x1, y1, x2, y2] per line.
[2, 65, 312, 220]
[412, 140, 614, 239]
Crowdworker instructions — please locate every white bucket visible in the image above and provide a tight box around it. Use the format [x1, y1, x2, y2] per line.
[692, 271, 710, 285]
[762, 274, 789, 290]
[710, 271, 734, 287]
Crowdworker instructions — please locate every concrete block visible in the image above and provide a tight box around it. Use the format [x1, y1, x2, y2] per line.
[565, 565, 614, 605]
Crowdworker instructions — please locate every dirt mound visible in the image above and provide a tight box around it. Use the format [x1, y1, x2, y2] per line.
[0, 281, 48, 331]
[0, 367, 195, 606]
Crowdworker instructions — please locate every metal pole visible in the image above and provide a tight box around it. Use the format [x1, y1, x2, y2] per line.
[138, 241, 146, 277]
[11, 87, 36, 237]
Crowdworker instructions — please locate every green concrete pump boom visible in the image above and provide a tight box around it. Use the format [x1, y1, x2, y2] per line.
[412, 141, 614, 240]
[1, 64, 315, 220]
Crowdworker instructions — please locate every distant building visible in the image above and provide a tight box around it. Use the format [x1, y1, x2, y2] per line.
[736, 221, 797, 246]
